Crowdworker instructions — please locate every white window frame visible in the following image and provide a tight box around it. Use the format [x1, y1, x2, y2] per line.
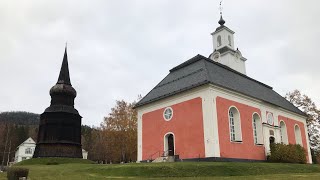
[228, 106, 242, 142]
[252, 113, 262, 145]
[294, 124, 303, 146]
[279, 120, 288, 144]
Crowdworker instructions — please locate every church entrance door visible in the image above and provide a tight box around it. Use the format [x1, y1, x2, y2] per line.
[269, 136, 275, 145]
[168, 134, 174, 156]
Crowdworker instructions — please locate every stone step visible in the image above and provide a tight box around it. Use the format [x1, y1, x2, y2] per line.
[152, 156, 176, 163]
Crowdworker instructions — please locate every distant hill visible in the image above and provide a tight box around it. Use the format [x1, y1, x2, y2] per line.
[0, 111, 40, 125]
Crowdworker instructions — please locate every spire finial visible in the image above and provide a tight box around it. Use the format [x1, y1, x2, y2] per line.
[219, 0, 223, 16]
[218, 0, 225, 26]
[57, 45, 71, 85]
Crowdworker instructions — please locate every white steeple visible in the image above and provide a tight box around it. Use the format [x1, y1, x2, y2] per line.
[209, 15, 247, 74]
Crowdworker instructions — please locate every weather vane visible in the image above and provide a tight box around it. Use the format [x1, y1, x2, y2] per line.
[219, 0, 223, 16]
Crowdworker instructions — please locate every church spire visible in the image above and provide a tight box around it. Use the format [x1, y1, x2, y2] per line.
[218, 15, 225, 26]
[209, 0, 247, 74]
[57, 46, 71, 85]
[218, 0, 225, 26]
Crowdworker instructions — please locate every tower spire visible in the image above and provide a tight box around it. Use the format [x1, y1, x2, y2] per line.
[218, 0, 225, 26]
[34, 45, 82, 158]
[57, 45, 71, 85]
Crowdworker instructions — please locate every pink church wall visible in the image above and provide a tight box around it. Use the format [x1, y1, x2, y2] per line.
[142, 97, 205, 160]
[216, 96, 266, 160]
[278, 115, 309, 162]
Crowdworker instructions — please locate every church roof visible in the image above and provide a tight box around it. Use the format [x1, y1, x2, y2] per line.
[135, 54, 305, 117]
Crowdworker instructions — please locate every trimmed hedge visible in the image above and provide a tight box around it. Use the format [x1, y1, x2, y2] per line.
[7, 167, 29, 180]
[269, 143, 306, 164]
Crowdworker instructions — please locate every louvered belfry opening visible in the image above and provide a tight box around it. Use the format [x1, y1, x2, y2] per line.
[33, 47, 82, 158]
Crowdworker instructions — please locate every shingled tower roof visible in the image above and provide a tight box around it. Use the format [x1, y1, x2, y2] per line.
[57, 47, 71, 85]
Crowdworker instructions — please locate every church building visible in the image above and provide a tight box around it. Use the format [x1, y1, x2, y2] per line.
[135, 15, 312, 163]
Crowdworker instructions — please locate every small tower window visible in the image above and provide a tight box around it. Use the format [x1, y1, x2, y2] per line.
[228, 35, 232, 46]
[217, 35, 222, 47]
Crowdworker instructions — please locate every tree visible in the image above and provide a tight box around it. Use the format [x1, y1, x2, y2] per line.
[101, 100, 137, 163]
[285, 90, 320, 163]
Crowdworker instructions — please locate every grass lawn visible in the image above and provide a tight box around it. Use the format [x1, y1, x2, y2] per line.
[0, 158, 320, 179]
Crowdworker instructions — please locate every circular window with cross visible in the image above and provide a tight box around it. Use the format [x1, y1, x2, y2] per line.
[163, 107, 173, 121]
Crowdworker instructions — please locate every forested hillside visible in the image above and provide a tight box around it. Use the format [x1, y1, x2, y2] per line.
[0, 111, 39, 125]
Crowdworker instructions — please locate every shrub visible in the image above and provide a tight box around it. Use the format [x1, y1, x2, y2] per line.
[310, 148, 320, 164]
[268, 143, 306, 164]
[7, 167, 29, 180]
[316, 152, 320, 164]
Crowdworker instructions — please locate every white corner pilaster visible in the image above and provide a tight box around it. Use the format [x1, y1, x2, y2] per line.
[202, 88, 220, 157]
[137, 111, 142, 162]
[304, 123, 312, 163]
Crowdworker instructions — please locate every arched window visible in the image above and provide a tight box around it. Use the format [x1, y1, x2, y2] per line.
[295, 125, 303, 146]
[217, 35, 222, 47]
[228, 107, 242, 142]
[279, 121, 288, 144]
[252, 113, 262, 144]
[228, 35, 232, 46]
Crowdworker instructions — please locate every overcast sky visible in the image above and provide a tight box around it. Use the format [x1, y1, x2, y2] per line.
[1, 0, 319, 126]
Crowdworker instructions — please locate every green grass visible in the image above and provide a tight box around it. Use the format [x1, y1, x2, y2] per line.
[0, 160, 320, 179]
[15, 157, 94, 165]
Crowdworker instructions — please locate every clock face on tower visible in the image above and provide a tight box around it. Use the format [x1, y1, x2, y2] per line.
[212, 52, 220, 62]
[235, 52, 240, 62]
[214, 55, 219, 62]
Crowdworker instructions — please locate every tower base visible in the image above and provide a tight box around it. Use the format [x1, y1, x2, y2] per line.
[33, 143, 82, 158]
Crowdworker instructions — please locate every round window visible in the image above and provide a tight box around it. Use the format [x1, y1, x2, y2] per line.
[267, 113, 274, 125]
[163, 107, 173, 121]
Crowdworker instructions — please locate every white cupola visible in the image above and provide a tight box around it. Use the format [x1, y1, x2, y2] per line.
[209, 15, 247, 75]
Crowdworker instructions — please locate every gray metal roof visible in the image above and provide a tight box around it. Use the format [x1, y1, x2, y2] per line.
[136, 54, 305, 117]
